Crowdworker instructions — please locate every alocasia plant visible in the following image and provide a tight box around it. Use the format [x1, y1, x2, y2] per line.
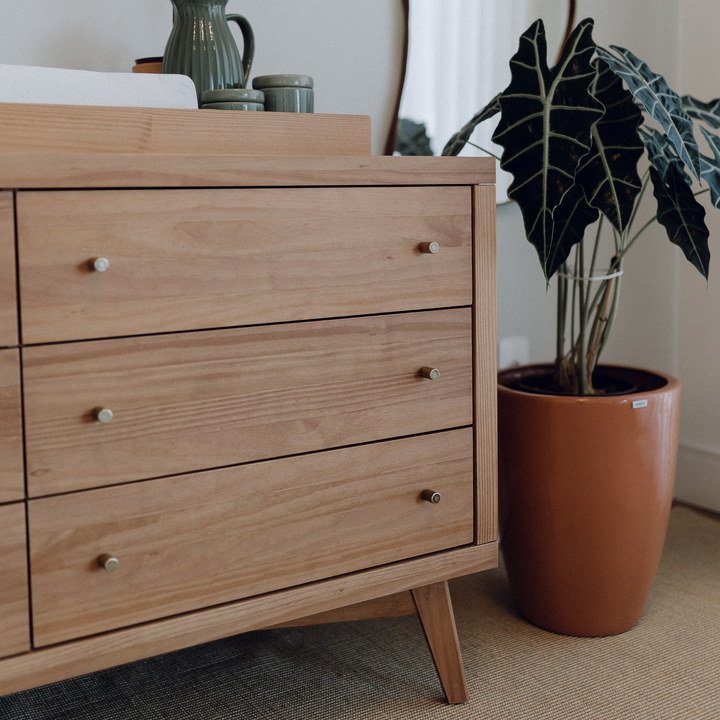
[444, 17, 716, 394]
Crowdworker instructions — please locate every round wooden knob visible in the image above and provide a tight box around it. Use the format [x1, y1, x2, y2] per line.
[92, 257, 110, 272]
[420, 367, 440, 380]
[98, 554, 119, 573]
[95, 408, 114, 424]
[419, 242, 439, 254]
[422, 490, 442, 504]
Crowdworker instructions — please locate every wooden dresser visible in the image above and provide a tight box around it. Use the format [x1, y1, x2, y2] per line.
[0, 105, 497, 703]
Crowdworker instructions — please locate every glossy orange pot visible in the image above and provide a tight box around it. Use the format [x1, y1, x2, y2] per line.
[497, 364, 681, 637]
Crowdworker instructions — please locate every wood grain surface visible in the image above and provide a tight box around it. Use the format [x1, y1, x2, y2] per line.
[473, 185, 499, 544]
[264, 591, 418, 629]
[0, 349, 24, 502]
[17, 187, 473, 343]
[23, 308, 473, 495]
[0, 542, 497, 696]
[0, 132, 497, 697]
[0, 104, 371, 156]
[29, 429, 474, 646]
[0, 193, 17, 347]
[0, 503, 29, 659]
[1, 154, 495, 191]
[412, 581, 469, 704]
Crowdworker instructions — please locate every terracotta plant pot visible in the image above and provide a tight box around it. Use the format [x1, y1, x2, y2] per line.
[497, 364, 681, 637]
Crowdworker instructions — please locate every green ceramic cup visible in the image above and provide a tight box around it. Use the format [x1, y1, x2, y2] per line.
[252, 74, 314, 89]
[201, 102, 265, 111]
[252, 75, 314, 113]
[200, 88, 264, 104]
[261, 87, 313, 113]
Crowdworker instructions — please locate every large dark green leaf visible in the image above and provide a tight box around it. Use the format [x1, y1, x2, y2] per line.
[596, 45, 701, 180]
[699, 126, 720, 209]
[546, 185, 600, 278]
[441, 94, 501, 156]
[575, 58, 644, 234]
[642, 126, 692, 187]
[492, 18, 604, 279]
[682, 95, 720, 129]
[650, 166, 710, 279]
[395, 118, 434, 156]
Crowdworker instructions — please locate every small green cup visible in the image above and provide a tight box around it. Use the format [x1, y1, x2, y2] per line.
[252, 75, 314, 113]
[201, 101, 265, 111]
[200, 88, 264, 104]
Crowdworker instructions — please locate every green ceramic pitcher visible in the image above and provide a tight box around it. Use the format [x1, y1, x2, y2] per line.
[162, 0, 255, 103]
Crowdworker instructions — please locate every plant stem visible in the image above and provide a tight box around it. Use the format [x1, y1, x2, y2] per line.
[569, 250, 580, 388]
[554, 262, 568, 388]
[621, 214, 656, 257]
[576, 241, 590, 395]
[585, 276, 613, 377]
[626, 168, 651, 235]
[596, 258, 624, 362]
[584, 215, 604, 313]
[570, 251, 579, 349]
[464, 142, 501, 161]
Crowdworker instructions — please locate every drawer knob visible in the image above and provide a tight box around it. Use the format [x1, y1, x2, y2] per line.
[420, 367, 440, 380]
[419, 242, 440, 254]
[422, 490, 442, 504]
[92, 257, 110, 272]
[98, 554, 119, 573]
[94, 408, 114, 423]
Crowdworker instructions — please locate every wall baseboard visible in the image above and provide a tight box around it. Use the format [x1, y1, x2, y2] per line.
[675, 441, 720, 514]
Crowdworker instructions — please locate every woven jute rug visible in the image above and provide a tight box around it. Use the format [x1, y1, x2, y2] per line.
[2, 504, 719, 719]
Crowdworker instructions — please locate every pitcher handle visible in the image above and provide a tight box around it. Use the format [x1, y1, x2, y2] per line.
[226, 14, 255, 88]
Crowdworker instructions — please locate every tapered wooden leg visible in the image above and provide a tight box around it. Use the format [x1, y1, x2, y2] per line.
[412, 581, 469, 704]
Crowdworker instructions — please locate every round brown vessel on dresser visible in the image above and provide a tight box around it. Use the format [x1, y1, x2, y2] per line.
[497, 363, 681, 637]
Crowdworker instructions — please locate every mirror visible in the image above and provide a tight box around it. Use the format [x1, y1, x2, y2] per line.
[389, 0, 576, 203]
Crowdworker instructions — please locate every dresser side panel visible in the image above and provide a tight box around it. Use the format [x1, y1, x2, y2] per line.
[473, 184, 498, 544]
[0, 193, 17, 348]
[0, 503, 30, 658]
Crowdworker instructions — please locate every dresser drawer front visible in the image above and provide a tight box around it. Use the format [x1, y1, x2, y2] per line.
[0, 349, 24, 503]
[23, 308, 473, 495]
[29, 428, 474, 646]
[0, 503, 30, 657]
[0, 192, 17, 347]
[16, 186, 472, 343]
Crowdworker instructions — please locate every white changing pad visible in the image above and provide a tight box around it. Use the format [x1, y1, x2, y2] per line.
[0, 64, 198, 109]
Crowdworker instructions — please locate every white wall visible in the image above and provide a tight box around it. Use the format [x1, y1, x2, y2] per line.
[674, 0, 720, 512]
[0, 0, 405, 155]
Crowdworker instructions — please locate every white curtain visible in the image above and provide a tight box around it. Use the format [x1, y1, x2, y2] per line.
[399, 0, 568, 202]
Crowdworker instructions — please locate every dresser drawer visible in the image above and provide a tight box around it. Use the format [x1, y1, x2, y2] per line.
[16, 186, 472, 343]
[29, 428, 474, 646]
[0, 503, 30, 658]
[0, 349, 24, 503]
[24, 308, 473, 495]
[0, 192, 17, 347]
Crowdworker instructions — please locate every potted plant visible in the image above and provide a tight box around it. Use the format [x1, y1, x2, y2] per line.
[444, 17, 718, 636]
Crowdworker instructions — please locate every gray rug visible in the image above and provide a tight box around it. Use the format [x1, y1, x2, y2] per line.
[2, 505, 719, 719]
